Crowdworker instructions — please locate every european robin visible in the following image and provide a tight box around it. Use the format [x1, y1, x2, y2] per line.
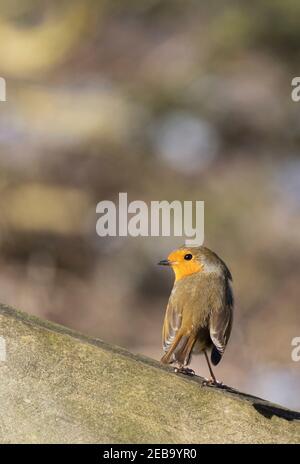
[158, 246, 233, 383]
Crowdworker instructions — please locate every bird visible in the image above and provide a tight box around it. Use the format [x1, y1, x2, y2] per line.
[158, 245, 233, 383]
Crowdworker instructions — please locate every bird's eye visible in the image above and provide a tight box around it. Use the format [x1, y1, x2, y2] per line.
[184, 253, 193, 261]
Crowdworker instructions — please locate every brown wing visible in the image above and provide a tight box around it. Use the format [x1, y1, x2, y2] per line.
[209, 281, 233, 365]
[161, 298, 197, 366]
[162, 300, 182, 353]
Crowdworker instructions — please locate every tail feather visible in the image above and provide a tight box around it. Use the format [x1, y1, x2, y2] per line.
[211, 346, 222, 366]
[161, 332, 197, 366]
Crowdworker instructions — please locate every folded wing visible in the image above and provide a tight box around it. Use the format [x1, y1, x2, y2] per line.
[209, 281, 234, 365]
[161, 300, 197, 366]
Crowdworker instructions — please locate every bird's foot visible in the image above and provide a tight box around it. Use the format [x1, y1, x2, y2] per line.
[202, 377, 223, 387]
[174, 366, 195, 376]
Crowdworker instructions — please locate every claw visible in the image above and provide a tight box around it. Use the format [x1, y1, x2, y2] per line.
[202, 377, 223, 387]
[174, 366, 195, 376]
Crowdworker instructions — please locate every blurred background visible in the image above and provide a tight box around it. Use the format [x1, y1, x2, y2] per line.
[0, 0, 299, 410]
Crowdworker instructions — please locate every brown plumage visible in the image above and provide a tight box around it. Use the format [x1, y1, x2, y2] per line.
[158, 246, 233, 382]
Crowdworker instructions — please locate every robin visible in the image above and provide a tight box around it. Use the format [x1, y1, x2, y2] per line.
[158, 246, 233, 383]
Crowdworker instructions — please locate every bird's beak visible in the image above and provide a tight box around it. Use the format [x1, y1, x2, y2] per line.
[158, 259, 171, 266]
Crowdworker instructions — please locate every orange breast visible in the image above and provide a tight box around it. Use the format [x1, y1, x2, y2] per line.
[172, 261, 203, 281]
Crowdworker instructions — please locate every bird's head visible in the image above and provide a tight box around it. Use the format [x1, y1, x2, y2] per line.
[158, 246, 232, 281]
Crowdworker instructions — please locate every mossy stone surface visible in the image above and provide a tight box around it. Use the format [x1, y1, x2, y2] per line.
[0, 304, 299, 444]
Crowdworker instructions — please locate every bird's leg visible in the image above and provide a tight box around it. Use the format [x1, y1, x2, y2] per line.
[203, 351, 222, 386]
[174, 364, 195, 376]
